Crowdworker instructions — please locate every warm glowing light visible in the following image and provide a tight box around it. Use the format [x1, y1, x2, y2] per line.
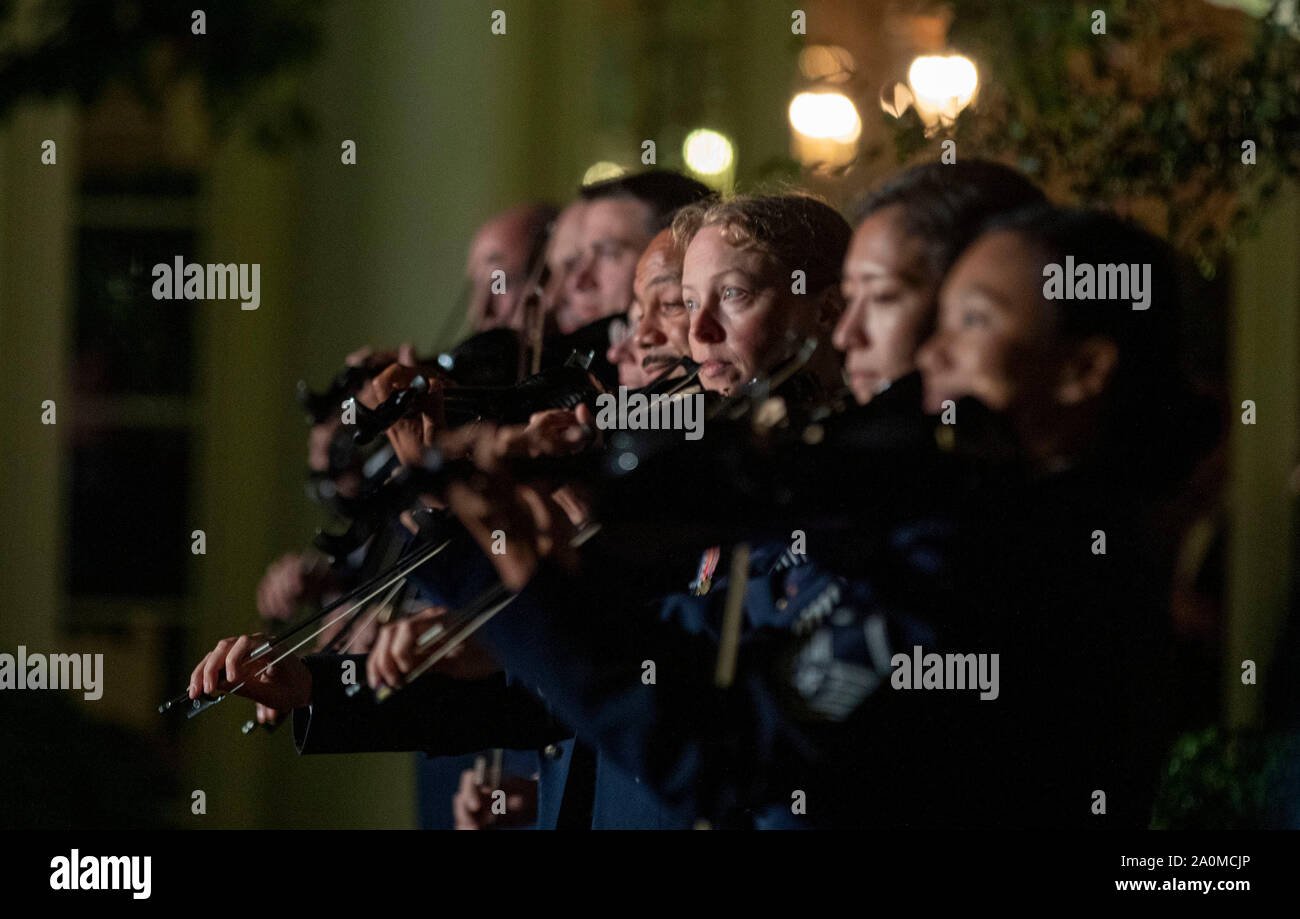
[582, 161, 626, 185]
[787, 92, 862, 143]
[798, 45, 855, 83]
[906, 54, 979, 123]
[682, 128, 734, 176]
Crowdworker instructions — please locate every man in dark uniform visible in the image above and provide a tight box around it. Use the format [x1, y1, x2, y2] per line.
[544, 171, 712, 388]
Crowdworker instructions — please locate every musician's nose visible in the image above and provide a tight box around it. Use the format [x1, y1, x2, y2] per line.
[690, 302, 725, 345]
[636, 316, 667, 347]
[570, 250, 598, 292]
[607, 336, 633, 367]
[832, 298, 868, 354]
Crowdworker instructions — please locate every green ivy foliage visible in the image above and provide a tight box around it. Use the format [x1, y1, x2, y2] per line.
[1151, 725, 1300, 828]
[890, 1, 1300, 275]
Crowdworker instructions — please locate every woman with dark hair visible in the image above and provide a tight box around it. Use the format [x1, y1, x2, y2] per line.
[835, 160, 1046, 405]
[905, 206, 1223, 826]
[918, 205, 1217, 486]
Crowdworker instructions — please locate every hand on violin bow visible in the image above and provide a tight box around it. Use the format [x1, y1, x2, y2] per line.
[365, 606, 502, 692]
[188, 633, 313, 712]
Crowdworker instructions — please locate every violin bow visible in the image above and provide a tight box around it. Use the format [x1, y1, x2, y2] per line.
[158, 534, 452, 719]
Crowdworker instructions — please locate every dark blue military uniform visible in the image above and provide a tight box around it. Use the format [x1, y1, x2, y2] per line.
[471, 431, 1181, 828]
[293, 383, 1182, 828]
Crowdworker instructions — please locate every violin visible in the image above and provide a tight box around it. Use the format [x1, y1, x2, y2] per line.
[350, 350, 608, 445]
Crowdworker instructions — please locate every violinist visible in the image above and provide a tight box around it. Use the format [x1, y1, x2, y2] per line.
[465, 202, 558, 333]
[185, 174, 714, 829]
[552, 171, 712, 336]
[434, 193, 856, 828]
[538, 201, 586, 329]
[677, 194, 847, 397]
[605, 228, 691, 389]
[446, 202, 1214, 828]
[448, 223, 694, 828]
[834, 159, 1045, 407]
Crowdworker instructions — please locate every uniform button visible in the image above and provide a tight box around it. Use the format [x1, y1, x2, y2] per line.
[543, 744, 560, 759]
[776, 598, 789, 610]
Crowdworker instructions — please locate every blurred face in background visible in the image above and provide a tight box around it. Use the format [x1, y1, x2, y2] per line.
[916, 230, 1075, 428]
[833, 204, 939, 404]
[555, 197, 655, 335]
[307, 414, 362, 501]
[606, 229, 689, 388]
[542, 201, 586, 316]
[465, 207, 544, 332]
[607, 304, 650, 389]
[683, 224, 823, 395]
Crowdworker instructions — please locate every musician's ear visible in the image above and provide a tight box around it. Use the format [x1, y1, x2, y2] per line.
[1054, 335, 1118, 407]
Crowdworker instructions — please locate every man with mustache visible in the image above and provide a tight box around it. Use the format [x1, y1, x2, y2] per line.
[605, 228, 691, 388]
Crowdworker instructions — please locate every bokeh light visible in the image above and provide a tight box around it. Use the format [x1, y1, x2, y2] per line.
[788, 91, 862, 143]
[906, 54, 979, 123]
[682, 128, 735, 176]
